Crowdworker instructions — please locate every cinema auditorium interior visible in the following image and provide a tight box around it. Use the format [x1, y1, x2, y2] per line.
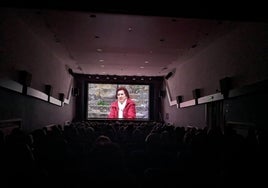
[1, 1, 268, 187]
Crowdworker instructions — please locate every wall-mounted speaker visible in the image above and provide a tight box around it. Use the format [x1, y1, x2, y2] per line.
[59, 93, 65, 102]
[18, 70, 32, 87]
[176, 95, 183, 103]
[220, 77, 232, 96]
[45, 85, 53, 96]
[72, 88, 79, 97]
[165, 72, 173, 80]
[192, 89, 201, 99]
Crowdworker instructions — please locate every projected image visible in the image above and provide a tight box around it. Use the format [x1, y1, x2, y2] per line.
[87, 83, 150, 120]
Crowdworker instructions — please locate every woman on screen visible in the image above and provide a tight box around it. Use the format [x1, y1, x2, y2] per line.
[108, 86, 136, 119]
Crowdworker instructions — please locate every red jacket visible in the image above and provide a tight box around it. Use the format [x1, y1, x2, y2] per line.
[108, 99, 136, 119]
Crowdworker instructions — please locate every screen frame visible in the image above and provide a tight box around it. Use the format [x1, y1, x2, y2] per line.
[74, 74, 164, 123]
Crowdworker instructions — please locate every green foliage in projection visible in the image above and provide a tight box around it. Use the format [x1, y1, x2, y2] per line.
[97, 100, 109, 106]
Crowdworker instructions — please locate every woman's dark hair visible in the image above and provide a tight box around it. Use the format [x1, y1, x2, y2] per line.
[115, 86, 130, 99]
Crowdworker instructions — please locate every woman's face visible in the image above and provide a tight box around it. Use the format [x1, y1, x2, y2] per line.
[117, 90, 127, 103]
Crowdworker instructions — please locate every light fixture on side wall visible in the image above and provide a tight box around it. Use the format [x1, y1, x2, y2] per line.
[176, 95, 183, 103]
[59, 93, 65, 102]
[192, 88, 201, 104]
[18, 70, 32, 87]
[219, 77, 232, 98]
[45, 85, 53, 96]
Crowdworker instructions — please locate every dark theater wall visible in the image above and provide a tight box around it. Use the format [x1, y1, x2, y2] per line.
[0, 88, 75, 133]
[162, 21, 268, 129]
[0, 8, 76, 132]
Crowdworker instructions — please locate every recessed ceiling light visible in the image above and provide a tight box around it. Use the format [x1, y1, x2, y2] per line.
[99, 59, 104, 62]
[97, 48, 102, 52]
[140, 66, 144, 69]
[145, 61, 149, 64]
